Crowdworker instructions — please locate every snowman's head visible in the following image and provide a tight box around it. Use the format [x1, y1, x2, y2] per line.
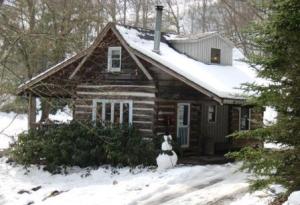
[163, 135, 168, 142]
[168, 135, 172, 140]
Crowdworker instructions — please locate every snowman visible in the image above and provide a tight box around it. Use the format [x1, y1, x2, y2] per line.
[156, 135, 178, 170]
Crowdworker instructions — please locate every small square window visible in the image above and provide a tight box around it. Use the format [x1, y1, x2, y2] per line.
[211, 48, 221, 64]
[108, 47, 121, 72]
[208, 105, 216, 123]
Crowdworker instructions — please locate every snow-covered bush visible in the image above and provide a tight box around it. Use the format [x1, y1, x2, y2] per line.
[10, 121, 156, 173]
[156, 135, 177, 170]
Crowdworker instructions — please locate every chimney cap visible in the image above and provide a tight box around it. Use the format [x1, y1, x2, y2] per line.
[156, 5, 164, 10]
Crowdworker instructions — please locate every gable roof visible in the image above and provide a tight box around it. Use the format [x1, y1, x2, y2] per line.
[17, 23, 153, 94]
[17, 23, 114, 93]
[18, 23, 262, 104]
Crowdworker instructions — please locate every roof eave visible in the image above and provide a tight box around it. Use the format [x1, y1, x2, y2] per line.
[169, 33, 235, 48]
[222, 97, 247, 105]
[17, 23, 116, 95]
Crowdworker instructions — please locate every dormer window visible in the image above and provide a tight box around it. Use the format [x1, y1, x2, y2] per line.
[211, 48, 221, 64]
[108, 47, 121, 72]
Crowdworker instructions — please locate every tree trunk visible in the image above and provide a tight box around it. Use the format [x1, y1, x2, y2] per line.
[39, 98, 51, 122]
[134, 0, 141, 26]
[201, 0, 207, 33]
[123, 0, 127, 24]
[28, 93, 36, 129]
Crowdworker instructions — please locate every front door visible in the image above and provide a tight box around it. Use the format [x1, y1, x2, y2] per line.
[177, 103, 190, 147]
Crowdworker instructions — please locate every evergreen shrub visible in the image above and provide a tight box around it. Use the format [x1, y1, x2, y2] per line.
[10, 121, 157, 173]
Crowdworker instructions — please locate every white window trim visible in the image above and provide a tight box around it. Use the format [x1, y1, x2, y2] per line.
[177, 103, 190, 148]
[208, 105, 217, 123]
[108, 47, 122, 72]
[92, 99, 133, 124]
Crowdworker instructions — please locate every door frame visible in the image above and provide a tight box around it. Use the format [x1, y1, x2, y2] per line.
[177, 103, 190, 148]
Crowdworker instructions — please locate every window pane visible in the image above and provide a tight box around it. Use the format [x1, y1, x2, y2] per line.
[123, 103, 129, 124]
[208, 105, 216, 122]
[96, 102, 102, 121]
[105, 103, 111, 122]
[112, 50, 120, 58]
[240, 108, 249, 130]
[211, 48, 221, 64]
[178, 104, 189, 126]
[183, 105, 189, 126]
[112, 59, 120, 68]
[114, 103, 120, 124]
[178, 106, 184, 125]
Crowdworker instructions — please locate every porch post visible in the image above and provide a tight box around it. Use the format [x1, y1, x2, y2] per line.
[28, 92, 36, 129]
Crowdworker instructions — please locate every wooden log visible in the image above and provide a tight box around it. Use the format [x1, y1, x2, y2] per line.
[133, 103, 155, 109]
[133, 122, 153, 130]
[75, 107, 93, 113]
[76, 91, 156, 98]
[75, 95, 155, 101]
[76, 87, 157, 93]
[133, 115, 153, 122]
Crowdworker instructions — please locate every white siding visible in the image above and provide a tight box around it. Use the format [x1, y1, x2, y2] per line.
[171, 35, 233, 65]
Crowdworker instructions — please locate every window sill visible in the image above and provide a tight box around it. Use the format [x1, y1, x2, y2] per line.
[107, 69, 121, 73]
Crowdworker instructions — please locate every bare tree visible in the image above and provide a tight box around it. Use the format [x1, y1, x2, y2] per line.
[123, 0, 127, 24]
[164, 0, 181, 33]
[200, 0, 208, 32]
[130, 0, 142, 26]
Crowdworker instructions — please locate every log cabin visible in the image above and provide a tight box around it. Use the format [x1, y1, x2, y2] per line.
[17, 6, 263, 156]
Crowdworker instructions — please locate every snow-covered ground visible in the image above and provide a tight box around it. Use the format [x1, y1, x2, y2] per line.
[0, 105, 72, 150]
[0, 157, 278, 205]
[0, 110, 289, 205]
[0, 112, 27, 149]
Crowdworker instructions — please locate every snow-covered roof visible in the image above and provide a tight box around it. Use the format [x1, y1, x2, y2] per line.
[165, 31, 217, 41]
[18, 54, 76, 89]
[116, 25, 260, 99]
[19, 23, 263, 101]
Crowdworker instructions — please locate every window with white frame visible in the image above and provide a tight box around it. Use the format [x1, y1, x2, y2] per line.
[208, 105, 216, 123]
[108, 47, 121, 72]
[92, 100, 132, 124]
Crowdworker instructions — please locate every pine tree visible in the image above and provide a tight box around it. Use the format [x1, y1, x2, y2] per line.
[228, 0, 300, 192]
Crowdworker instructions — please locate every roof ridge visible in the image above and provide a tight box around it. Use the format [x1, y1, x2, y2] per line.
[116, 24, 175, 36]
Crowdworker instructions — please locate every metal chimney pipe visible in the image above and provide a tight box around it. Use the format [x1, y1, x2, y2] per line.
[153, 5, 163, 54]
